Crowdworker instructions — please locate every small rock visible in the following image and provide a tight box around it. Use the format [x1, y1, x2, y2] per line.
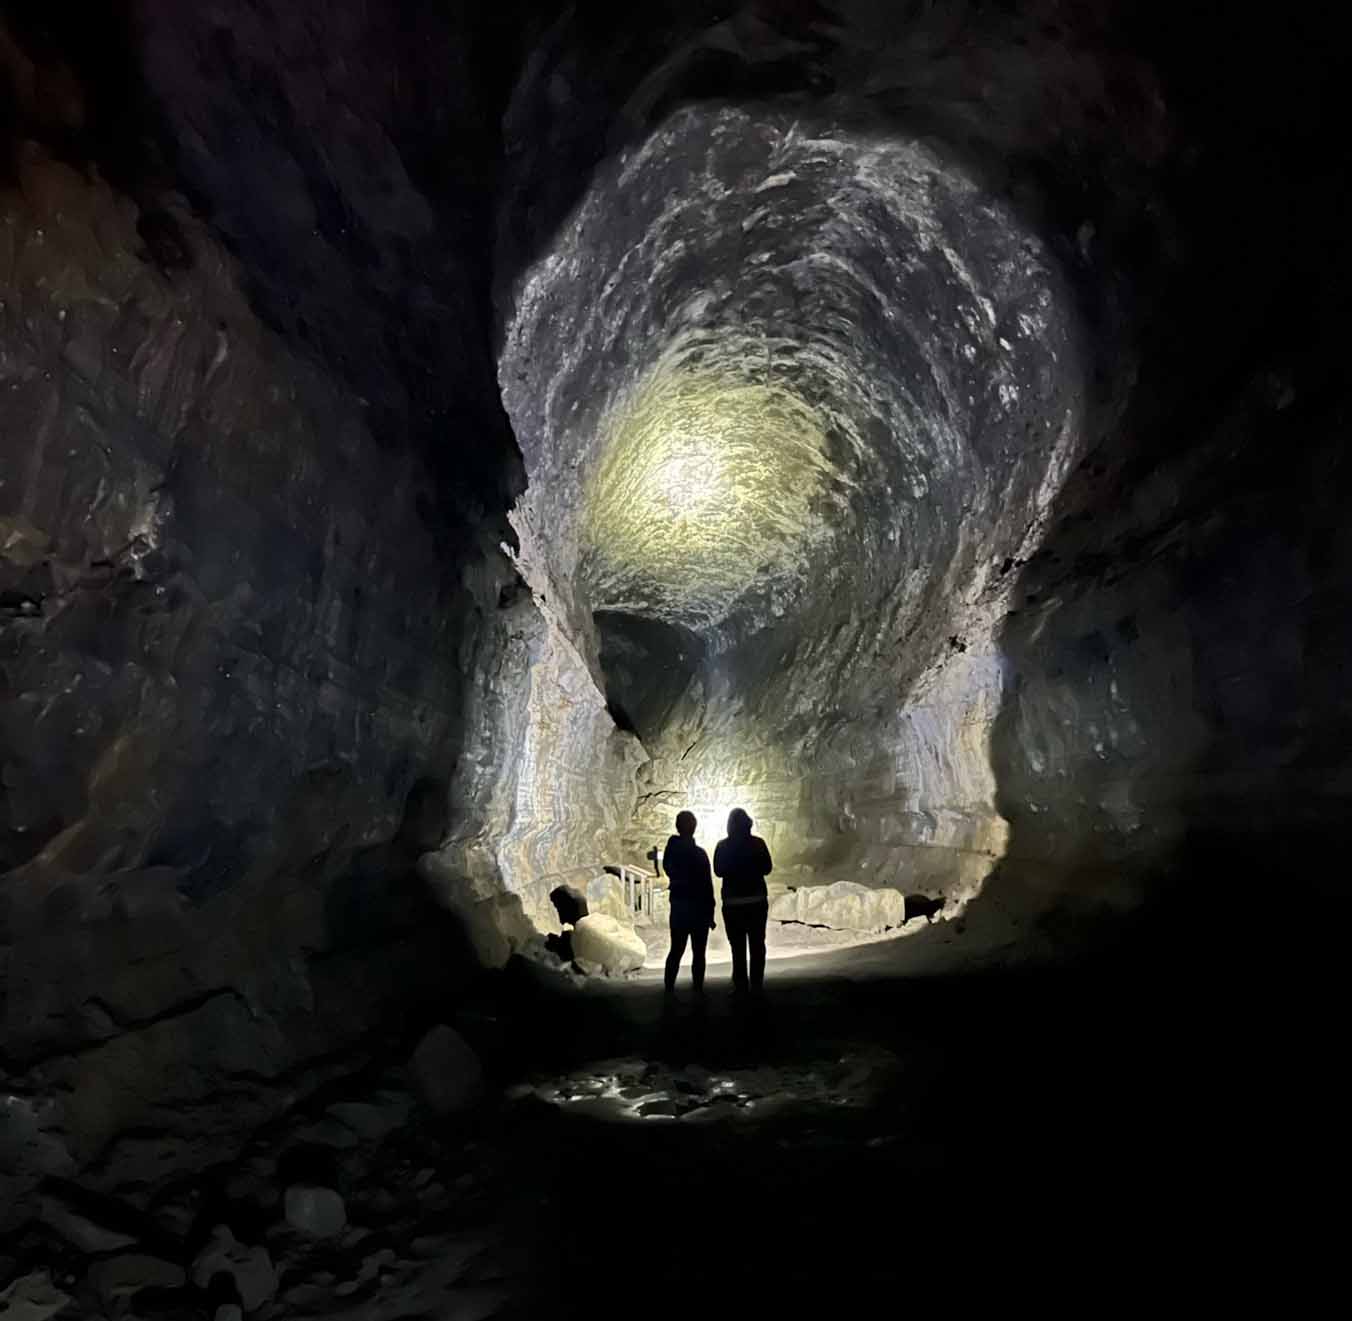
[88, 1253, 186, 1301]
[410, 1233, 451, 1259]
[191, 1225, 277, 1313]
[215, 1307, 245, 1321]
[283, 1185, 347, 1239]
[280, 1283, 327, 1308]
[291, 1117, 359, 1149]
[637, 1098, 681, 1118]
[410, 1025, 484, 1115]
[37, 1193, 138, 1252]
[358, 1248, 397, 1283]
[326, 1094, 410, 1141]
[0, 1271, 70, 1321]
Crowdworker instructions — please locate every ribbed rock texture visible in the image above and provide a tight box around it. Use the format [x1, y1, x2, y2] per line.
[499, 97, 1083, 920]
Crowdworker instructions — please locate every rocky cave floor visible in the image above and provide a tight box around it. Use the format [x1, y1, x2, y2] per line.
[2, 941, 1320, 1318]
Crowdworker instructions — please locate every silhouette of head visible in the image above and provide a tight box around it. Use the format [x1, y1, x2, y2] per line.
[727, 807, 752, 836]
[675, 810, 697, 837]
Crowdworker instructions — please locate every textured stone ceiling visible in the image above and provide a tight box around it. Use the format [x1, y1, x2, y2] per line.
[501, 103, 1080, 648]
[581, 356, 835, 626]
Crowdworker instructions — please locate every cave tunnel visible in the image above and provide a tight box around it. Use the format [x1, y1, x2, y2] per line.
[0, 1, 1346, 1313]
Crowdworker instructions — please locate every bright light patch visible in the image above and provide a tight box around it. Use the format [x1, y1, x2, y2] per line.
[580, 357, 839, 628]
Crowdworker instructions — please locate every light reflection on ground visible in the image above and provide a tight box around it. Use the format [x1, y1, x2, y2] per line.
[507, 1048, 900, 1123]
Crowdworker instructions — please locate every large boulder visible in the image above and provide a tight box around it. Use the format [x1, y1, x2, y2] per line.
[572, 914, 647, 975]
[409, 1025, 484, 1115]
[768, 882, 906, 933]
[585, 875, 635, 923]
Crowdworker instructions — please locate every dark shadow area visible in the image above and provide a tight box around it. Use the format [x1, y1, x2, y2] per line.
[471, 944, 1329, 1309]
[966, 3, 1349, 1264]
[594, 611, 705, 743]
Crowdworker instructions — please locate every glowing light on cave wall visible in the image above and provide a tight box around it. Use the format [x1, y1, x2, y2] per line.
[580, 359, 842, 628]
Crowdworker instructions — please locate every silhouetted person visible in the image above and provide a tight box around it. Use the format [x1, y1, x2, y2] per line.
[713, 808, 773, 993]
[663, 810, 715, 993]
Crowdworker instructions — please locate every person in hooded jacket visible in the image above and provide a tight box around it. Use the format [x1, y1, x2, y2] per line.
[713, 808, 773, 993]
[662, 810, 715, 993]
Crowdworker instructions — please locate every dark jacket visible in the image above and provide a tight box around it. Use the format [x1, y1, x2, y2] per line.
[663, 834, 714, 924]
[713, 833, 773, 905]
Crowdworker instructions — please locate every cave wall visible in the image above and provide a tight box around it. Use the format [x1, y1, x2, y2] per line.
[0, 3, 532, 1213]
[421, 549, 645, 949]
[980, 273, 1352, 959]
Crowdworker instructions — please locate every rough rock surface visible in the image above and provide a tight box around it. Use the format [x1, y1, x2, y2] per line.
[769, 883, 906, 933]
[500, 93, 1082, 927]
[572, 914, 648, 976]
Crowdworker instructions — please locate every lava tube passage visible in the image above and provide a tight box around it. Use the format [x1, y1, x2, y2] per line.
[475, 103, 1085, 967]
